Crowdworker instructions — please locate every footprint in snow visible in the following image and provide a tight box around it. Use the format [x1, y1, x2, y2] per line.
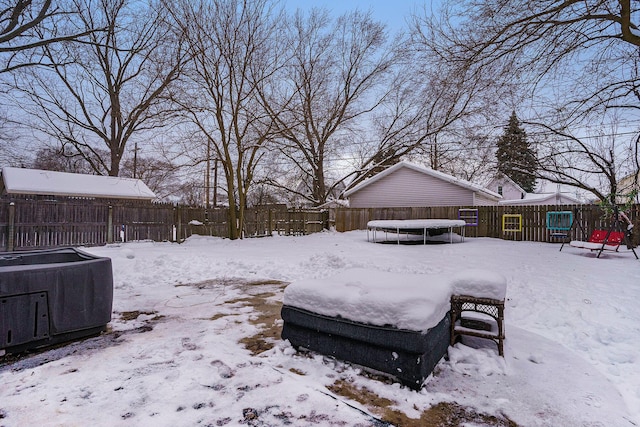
[210, 360, 234, 378]
[181, 337, 198, 351]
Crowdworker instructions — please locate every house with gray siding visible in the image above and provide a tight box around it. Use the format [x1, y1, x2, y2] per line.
[343, 162, 501, 208]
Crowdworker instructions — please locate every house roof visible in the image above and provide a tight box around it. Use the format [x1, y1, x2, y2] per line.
[618, 171, 639, 188]
[619, 170, 639, 181]
[1, 167, 156, 200]
[317, 199, 350, 209]
[499, 191, 583, 205]
[343, 161, 502, 200]
[487, 172, 527, 194]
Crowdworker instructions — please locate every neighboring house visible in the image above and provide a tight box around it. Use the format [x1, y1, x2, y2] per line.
[498, 191, 583, 206]
[486, 172, 583, 205]
[485, 173, 526, 200]
[343, 161, 502, 208]
[618, 171, 639, 203]
[0, 167, 156, 200]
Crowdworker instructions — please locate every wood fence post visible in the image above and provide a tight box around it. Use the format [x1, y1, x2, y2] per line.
[176, 205, 182, 243]
[107, 205, 113, 244]
[172, 206, 176, 242]
[8, 202, 15, 252]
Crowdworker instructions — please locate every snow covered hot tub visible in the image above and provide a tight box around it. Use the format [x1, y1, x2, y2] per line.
[0, 247, 113, 355]
[281, 269, 452, 390]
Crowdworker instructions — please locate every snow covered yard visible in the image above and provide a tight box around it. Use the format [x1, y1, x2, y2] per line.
[1, 231, 639, 426]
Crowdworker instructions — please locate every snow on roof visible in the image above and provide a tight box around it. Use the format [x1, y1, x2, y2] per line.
[343, 161, 502, 200]
[317, 199, 350, 209]
[499, 191, 583, 205]
[1, 167, 156, 200]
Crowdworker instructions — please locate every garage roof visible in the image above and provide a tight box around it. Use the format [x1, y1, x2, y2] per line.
[1, 167, 156, 200]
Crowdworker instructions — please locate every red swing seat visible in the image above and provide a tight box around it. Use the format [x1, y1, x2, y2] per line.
[569, 230, 625, 252]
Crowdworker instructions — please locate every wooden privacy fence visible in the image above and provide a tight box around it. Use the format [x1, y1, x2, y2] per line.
[335, 204, 640, 246]
[3, 198, 638, 251]
[185, 207, 327, 240]
[0, 198, 329, 252]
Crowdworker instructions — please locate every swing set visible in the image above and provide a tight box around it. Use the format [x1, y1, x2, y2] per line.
[559, 206, 638, 259]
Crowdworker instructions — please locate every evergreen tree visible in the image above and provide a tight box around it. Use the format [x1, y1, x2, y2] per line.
[496, 111, 537, 192]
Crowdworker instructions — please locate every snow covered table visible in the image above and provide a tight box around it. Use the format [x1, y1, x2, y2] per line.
[448, 269, 507, 356]
[367, 219, 466, 244]
[281, 269, 452, 390]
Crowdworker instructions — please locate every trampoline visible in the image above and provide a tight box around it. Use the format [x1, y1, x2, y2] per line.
[367, 219, 466, 244]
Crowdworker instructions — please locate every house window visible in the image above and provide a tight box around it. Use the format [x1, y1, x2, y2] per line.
[498, 185, 503, 196]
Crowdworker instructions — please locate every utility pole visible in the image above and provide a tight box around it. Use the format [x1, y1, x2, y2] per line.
[133, 141, 139, 178]
[213, 158, 218, 208]
[205, 140, 211, 208]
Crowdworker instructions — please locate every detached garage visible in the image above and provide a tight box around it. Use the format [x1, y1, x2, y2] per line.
[344, 162, 501, 208]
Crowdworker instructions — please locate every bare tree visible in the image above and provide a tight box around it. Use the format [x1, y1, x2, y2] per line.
[13, 0, 186, 176]
[120, 154, 179, 201]
[527, 116, 636, 204]
[0, 105, 19, 164]
[0, 1, 97, 166]
[171, 178, 205, 206]
[259, 8, 396, 206]
[170, 0, 281, 239]
[418, 0, 640, 200]
[414, 127, 497, 182]
[422, 1, 640, 94]
[0, 0, 95, 73]
[341, 16, 510, 191]
[30, 145, 95, 173]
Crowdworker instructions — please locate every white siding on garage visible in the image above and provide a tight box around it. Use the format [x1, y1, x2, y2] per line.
[348, 167, 475, 208]
[473, 192, 499, 206]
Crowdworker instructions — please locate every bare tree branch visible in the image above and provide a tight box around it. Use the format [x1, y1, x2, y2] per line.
[0, 0, 99, 73]
[258, 8, 396, 206]
[169, 0, 283, 239]
[12, 0, 187, 176]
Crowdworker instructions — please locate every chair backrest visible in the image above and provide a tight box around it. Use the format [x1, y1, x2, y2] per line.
[607, 231, 625, 245]
[588, 230, 608, 243]
[588, 230, 624, 245]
